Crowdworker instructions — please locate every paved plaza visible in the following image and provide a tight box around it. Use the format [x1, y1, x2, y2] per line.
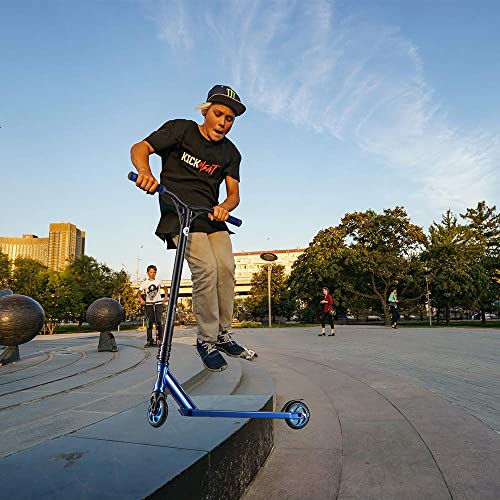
[240, 325, 500, 499]
[1, 324, 499, 499]
[244, 324, 500, 432]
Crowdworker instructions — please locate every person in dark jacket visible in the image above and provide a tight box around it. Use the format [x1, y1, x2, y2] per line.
[319, 287, 335, 336]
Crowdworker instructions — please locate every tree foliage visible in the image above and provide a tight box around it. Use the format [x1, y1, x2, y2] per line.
[288, 207, 427, 324]
[38, 270, 82, 334]
[422, 209, 486, 325]
[110, 269, 141, 319]
[288, 226, 346, 322]
[66, 256, 116, 329]
[460, 202, 500, 322]
[0, 251, 10, 289]
[12, 257, 48, 298]
[246, 264, 292, 321]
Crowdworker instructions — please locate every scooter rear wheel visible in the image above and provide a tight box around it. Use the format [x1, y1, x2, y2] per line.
[282, 400, 310, 430]
[147, 393, 168, 428]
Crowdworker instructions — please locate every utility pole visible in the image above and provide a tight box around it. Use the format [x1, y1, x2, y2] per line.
[425, 275, 432, 327]
[260, 252, 278, 327]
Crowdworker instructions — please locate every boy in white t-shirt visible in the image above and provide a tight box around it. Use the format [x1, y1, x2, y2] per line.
[137, 265, 168, 347]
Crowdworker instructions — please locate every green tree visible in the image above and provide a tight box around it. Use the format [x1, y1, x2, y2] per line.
[288, 226, 347, 322]
[288, 208, 427, 325]
[110, 269, 141, 319]
[340, 207, 428, 324]
[38, 270, 82, 334]
[12, 257, 48, 298]
[422, 209, 484, 325]
[0, 251, 11, 289]
[461, 201, 500, 322]
[66, 256, 116, 330]
[246, 264, 293, 322]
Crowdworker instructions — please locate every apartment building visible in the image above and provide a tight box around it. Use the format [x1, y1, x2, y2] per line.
[0, 223, 85, 271]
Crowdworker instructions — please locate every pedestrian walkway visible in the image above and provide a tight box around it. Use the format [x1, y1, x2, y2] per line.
[1, 325, 499, 499]
[239, 325, 500, 499]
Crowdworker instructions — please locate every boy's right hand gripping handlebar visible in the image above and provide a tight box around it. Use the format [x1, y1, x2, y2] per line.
[128, 172, 242, 227]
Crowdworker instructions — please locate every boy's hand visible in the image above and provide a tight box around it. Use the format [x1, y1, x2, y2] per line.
[136, 172, 159, 194]
[209, 205, 229, 222]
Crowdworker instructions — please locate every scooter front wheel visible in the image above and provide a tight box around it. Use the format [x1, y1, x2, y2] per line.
[147, 392, 168, 428]
[282, 400, 310, 430]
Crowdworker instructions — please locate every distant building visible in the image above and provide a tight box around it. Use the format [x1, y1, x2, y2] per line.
[134, 248, 306, 302]
[234, 248, 305, 280]
[47, 223, 86, 272]
[0, 222, 85, 271]
[233, 248, 305, 296]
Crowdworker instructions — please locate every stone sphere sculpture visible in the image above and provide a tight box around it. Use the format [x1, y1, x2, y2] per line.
[86, 298, 124, 332]
[0, 294, 45, 346]
[86, 298, 124, 352]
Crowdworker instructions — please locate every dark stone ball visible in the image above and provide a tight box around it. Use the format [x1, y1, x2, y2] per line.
[0, 289, 13, 298]
[0, 294, 45, 346]
[86, 298, 124, 332]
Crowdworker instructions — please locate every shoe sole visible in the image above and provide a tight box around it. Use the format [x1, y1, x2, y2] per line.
[215, 345, 245, 358]
[202, 361, 228, 372]
[197, 350, 228, 371]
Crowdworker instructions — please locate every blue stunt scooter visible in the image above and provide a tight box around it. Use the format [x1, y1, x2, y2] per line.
[128, 172, 310, 430]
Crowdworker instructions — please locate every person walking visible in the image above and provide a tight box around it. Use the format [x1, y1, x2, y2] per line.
[319, 287, 335, 336]
[137, 265, 168, 347]
[388, 286, 400, 329]
[130, 84, 251, 371]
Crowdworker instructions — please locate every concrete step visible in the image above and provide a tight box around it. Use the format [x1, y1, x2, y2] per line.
[190, 356, 243, 396]
[233, 359, 276, 398]
[0, 338, 210, 458]
[0, 331, 277, 499]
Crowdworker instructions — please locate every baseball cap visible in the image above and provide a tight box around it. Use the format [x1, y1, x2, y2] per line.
[206, 85, 246, 116]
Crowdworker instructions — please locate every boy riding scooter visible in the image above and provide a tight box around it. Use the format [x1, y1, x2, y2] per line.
[130, 85, 255, 371]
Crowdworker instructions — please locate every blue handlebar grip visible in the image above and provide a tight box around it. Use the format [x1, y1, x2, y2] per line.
[128, 171, 242, 226]
[227, 215, 242, 227]
[128, 171, 166, 195]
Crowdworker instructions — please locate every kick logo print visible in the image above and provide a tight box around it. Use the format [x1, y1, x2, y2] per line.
[181, 152, 221, 175]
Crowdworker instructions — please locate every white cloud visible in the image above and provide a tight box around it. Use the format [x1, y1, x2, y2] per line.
[148, 0, 499, 213]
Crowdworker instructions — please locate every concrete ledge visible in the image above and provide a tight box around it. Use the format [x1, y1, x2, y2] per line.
[0, 331, 277, 499]
[0, 394, 274, 500]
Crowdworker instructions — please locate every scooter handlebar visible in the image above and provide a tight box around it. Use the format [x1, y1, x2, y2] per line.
[128, 172, 242, 227]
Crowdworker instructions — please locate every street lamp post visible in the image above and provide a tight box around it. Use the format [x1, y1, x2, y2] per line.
[425, 273, 432, 327]
[260, 252, 278, 327]
[136, 244, 144, 283]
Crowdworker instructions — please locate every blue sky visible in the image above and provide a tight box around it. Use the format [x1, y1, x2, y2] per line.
[1, 0, 499, 281]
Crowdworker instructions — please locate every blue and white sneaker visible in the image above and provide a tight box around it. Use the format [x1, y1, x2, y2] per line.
[215, 331, 246, 358]
[196, 340, 227, 372]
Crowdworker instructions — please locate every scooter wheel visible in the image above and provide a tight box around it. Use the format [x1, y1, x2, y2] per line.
[282, 400, 310, 430]
[147, 393, 168, 428]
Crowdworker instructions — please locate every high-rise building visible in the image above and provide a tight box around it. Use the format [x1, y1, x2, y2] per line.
[0, 223, 85, 271]
[47, 223, 86, 272]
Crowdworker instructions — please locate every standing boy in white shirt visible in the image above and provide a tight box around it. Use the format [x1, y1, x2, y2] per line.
[137, 265, 168, 347]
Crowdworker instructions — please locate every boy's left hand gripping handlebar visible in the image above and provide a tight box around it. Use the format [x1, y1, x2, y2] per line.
[128, 172, 242, 227]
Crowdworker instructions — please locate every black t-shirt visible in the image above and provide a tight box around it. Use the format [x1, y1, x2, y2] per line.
[144, 119, 241, 248]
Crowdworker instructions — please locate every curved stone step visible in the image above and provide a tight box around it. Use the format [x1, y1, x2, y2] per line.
[0, 330, 277, 499]
[0, 394, 274, 500]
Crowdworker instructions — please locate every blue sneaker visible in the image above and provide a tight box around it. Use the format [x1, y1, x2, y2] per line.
[196, 340, 227, 372]
[215, 331, 246, 358]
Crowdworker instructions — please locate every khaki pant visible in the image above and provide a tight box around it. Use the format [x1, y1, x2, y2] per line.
[174, 231, 235, 343]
